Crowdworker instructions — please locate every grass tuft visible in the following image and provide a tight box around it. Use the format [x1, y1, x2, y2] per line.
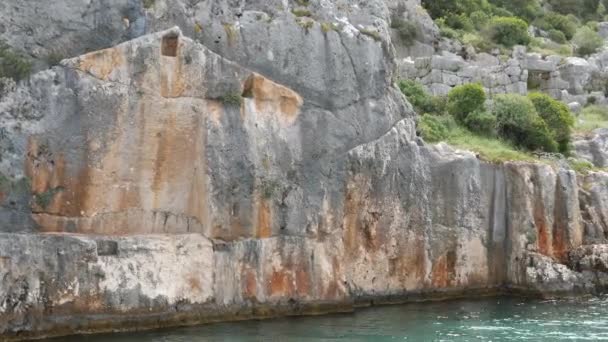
[575, 105, 608, 134]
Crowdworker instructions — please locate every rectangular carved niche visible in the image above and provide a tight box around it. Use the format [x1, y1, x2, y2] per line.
[161, 35, 179, 57]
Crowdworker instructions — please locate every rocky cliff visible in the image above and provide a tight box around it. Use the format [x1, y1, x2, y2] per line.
[1, 1, 608, 340]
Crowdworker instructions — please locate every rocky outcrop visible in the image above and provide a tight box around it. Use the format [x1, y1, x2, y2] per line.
[574, 129, 608, 168]
[0, 1, 607, 340]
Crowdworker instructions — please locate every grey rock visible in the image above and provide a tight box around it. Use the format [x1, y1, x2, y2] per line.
[574, 129, 608, 168]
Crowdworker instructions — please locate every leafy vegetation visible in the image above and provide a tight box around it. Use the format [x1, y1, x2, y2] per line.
[528, 92, 575, 153]
[492, 94, 558, 152]
[143, 0, 155, 9]
[447, 83, 486, 123]
[391, 18, 419, 46]
[220, 93, 243, 106]
[292, 8, 312, 17]
[488, 17, 531, 47]
[401, 81, 581, 163]
[417, 114, 451, 142]
[0, 41, 32, 81]
[572, 26, 604, 56]
[421, 0, 608, 55]
[575, 105, 608, 133]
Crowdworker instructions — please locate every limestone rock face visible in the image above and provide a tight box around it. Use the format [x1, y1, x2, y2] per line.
[574, 129, 608, 168]
[0, 1, 607, 340]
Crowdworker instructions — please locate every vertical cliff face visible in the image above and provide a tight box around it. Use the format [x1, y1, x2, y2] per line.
[0, 1, 607, 340]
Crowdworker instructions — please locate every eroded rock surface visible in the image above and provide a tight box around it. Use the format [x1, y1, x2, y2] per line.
[0, 1, 607, 340]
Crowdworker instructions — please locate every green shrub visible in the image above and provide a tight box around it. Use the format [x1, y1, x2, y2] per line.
[470, 11, 491, 30]
[391, 18, 419, 45]
[576, 105, 608, 133]
[436, 19, 460, 39]
[399, 80, 433, 114]
[573, 26, 603, 56]
[491, 7, 514, 17]
[492, 94, 558, 152]
[445, 13, 474, 31]
[292, 8, 312, 17]
[488, 17, 531, 47]
[220, 93, 243, 106]
[490, 0, 541, 21]
[528, 92, 574, 153]
[0, 42, 31, 81]
[417, 114, 450, 142]
[447, 83, 486, 123]
[421, 0, 492, 18]
[540, 12, 577, 40]
[548, 29, 567, 44]
[587, 96, 598, 105]
[464, 109, 497, 136]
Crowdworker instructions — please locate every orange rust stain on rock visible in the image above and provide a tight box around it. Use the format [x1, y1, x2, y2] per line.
[76, 48, 125, 80]
[188, 276, 202, 293]
[243, 269, 258, 300]
[268, 270, 294, 297]
[343, 184, 361, 254]
[431, 251, 456, 288]
[207, 100, 224, 126]
[552, 220, 568, 262]
[295, 267, 311, 297]
[242, 74, 303, 125]
[533, 202, 552, 256]
[322, 256, 344, 300]
[256, 199, 272, 238]
[390, 238, 426, 288]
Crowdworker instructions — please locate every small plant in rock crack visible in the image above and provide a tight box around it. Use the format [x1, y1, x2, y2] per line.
[220, 93, 243, 106]
[34, 186, 64, 209]
[259, 179, 281, 199]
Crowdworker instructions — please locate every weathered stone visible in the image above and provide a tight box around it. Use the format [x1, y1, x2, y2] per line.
[574, 129, 608, 168]
[1, 1, 608, 340]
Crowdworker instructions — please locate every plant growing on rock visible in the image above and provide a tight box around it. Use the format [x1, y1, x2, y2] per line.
[548, 29, 568, 44]
[492, 94, 558, 152]
[220, 93, 242, 106]
[0, 41, 32, 81]
[391, 18, 419, 46]
[528, 92, 575, 153]
[488, 17, 531, 47]
[464, 109, 497, 136]
[573, 26, 603, 56]
[538, 12, 577, 40]
[417, 114, 450, 142]
[447, 83, 486, 123]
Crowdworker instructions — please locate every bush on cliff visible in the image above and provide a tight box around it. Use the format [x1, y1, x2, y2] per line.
[0, 41, 31, 82]
[528, 92, 575, 153]
[548, 30, 568, 44]
[573, 26, 604, 56]
[488, 17, 531, 47]
[464, 109, 497, 136]
[492, 94, 558, 152]
[417, 114, 451, 142]
[538, 12, 578, 40]
[447, 83, 486, 123]
[391, 18, 419, 46]
[398, 80, 447, 115]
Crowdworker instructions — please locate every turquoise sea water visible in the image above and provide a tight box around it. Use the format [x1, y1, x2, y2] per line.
[48, 296, 608, 341]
